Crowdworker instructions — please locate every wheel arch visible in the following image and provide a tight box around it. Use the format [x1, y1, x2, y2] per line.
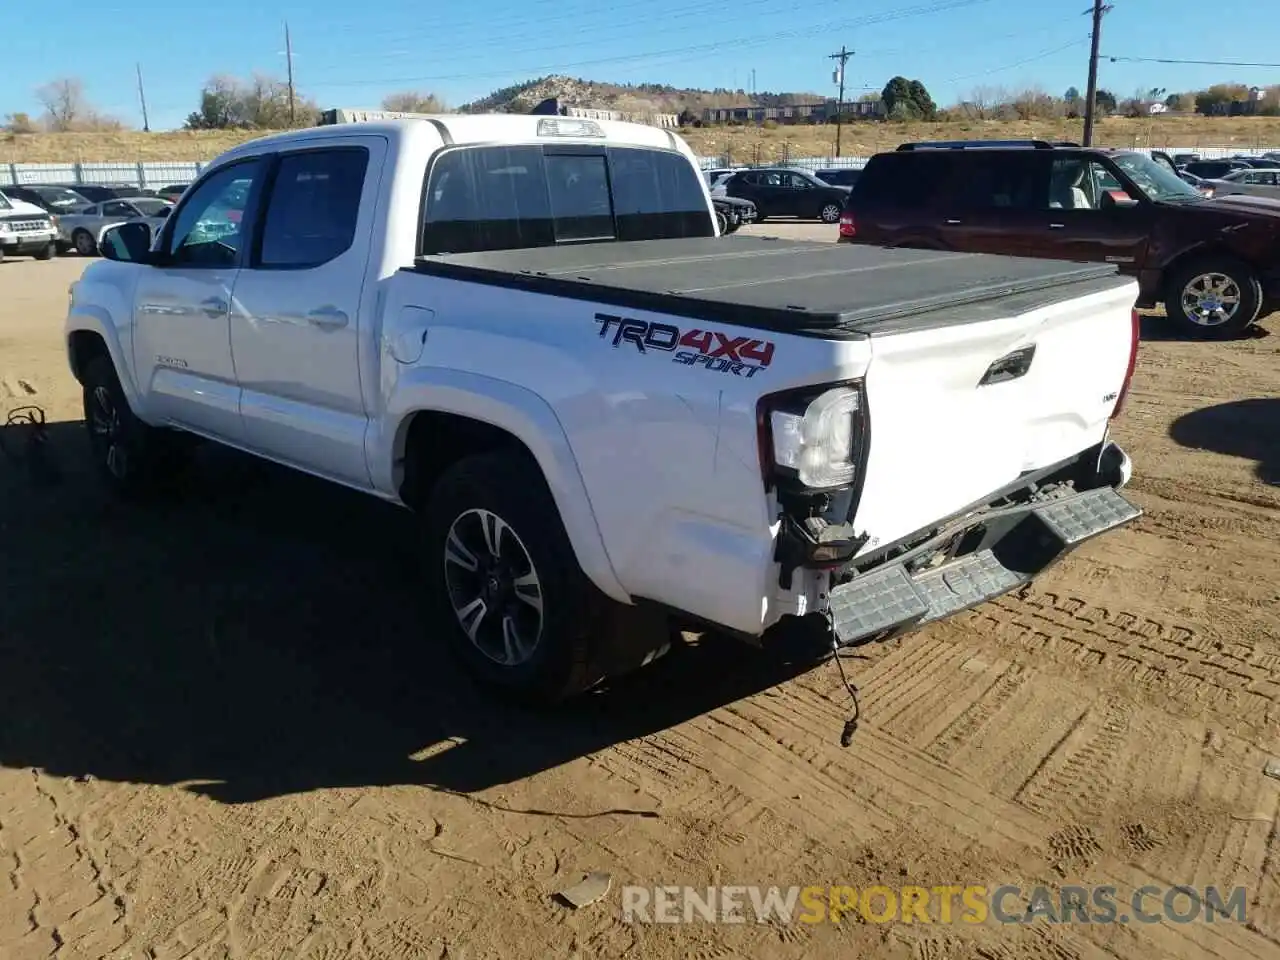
[384, 371, 630, 605]
[1157, 243, 1262, 300]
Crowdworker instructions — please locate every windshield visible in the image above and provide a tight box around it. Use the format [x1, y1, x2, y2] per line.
[36, 187, 87, 209]
[1113, 153, 1204, 202]
[132, 198, 171, 216]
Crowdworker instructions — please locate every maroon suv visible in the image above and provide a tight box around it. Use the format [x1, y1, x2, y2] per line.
[838, 140, 1280, 338]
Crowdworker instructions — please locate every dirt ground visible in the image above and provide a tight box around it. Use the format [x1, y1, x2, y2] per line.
[1, 228, 1278, 960]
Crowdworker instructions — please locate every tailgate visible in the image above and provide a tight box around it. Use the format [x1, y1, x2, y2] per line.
[852, 275, 1139, 554]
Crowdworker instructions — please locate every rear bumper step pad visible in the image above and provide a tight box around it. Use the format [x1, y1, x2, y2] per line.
[828, 486, 1142, 645]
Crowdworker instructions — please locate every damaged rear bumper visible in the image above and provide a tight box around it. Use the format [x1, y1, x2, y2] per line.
[824, 443, 1140, 647]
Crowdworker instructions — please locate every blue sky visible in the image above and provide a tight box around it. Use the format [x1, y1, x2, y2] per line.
[4, 0, 1278, 130]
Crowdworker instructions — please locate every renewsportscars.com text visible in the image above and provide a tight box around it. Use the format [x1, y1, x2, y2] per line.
[621, 884, 1248, 926]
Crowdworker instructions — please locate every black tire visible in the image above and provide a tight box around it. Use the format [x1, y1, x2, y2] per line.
[82, 355, 189, 499]
[424, 450, 625, 705]
[715, 210, 729, 235]
[34, 242, 56, 261]
[1163, 256, 1262, 339]
[73, 229, 97, 257]
[818, 201, 843, 224]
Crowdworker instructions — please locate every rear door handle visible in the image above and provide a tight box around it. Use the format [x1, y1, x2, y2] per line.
[945, 219, 962, 225]
[307, 306, 349, 329]
[1049, 223, 1066, 229]
[200, 297, 227, 317]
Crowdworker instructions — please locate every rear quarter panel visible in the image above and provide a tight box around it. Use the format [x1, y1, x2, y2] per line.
[381, 274, 872, 634]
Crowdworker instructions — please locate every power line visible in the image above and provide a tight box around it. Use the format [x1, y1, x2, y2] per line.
[942, 37, 1089, 84]
[1103, 55, 1280, 68]
[307, 0, 996, 52]
[295, 0, 999, 87]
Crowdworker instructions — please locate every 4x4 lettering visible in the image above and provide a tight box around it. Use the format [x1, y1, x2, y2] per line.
[678, 330, 714, 354]
[706, 333, 751, 361]
[739, 339, 775, 366]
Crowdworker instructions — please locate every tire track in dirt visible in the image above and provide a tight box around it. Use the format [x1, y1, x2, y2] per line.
[963, 591, 1280, 732]
[0, 770, 128, 960]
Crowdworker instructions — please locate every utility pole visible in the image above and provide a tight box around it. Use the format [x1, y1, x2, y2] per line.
[1082, 0, 1112, 146]
[828, 45, 852, 157]
[135, 62, 150, 133]
[284, 21, 296, 126]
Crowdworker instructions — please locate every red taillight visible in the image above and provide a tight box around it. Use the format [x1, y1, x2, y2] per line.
[1111, 308, 1141, 420]
[838, 211, 856, 238]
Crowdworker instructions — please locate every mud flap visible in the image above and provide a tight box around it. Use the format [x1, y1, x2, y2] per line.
[827, 486, 1142, 646]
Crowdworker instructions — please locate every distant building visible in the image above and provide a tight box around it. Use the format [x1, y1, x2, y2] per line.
[699, 99, 883, 125]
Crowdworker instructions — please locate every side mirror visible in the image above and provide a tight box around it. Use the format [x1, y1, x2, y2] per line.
[1101, 190, 1139, 210]
[99, 221, 154, 263]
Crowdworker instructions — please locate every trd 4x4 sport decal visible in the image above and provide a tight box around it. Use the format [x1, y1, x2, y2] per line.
[593, 312, 775, 378]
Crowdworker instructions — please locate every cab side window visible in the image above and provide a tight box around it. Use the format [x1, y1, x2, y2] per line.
[258, 148, 369, 268]
[164, 159, 263, 267]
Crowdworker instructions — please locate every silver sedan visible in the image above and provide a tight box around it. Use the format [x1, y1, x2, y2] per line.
[58, 196, 173, 256]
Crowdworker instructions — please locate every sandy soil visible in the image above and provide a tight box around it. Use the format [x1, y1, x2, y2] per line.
[1, 231, 1277, 960]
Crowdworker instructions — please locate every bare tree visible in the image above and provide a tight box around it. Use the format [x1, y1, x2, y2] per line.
[35, 77, 88, 132]
[381, 91, 448, 113]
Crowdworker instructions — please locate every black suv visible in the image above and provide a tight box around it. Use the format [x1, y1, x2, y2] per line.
[721, 167, 850, 223]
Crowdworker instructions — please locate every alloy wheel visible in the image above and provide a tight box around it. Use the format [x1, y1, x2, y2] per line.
[442, 508, 544, 666]
[1181, 272, 1241, 327]
[88, 385, 128, 478]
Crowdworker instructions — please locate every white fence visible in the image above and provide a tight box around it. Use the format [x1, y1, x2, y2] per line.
[1, 161, 207, 189]
[2, 145, 1278, 189]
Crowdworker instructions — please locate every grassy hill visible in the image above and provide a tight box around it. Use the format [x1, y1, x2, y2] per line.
[457, 74, 822, 116]
[5, 115, 1280, 166]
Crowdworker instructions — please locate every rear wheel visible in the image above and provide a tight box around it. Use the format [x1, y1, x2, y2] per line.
[424, 450, 666, 704]
[819, 202, 843, 224]
[1164, 256, 1262, 339]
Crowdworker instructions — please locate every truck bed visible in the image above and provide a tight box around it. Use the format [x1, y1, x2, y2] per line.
[411, 236, 1128, 339]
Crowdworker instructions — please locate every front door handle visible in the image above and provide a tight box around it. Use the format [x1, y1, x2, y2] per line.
[307, 306, 349, 329]
[200, 297, 227, 317]
[1049, 223, 1066, 230]
[945, 219, 962, 225]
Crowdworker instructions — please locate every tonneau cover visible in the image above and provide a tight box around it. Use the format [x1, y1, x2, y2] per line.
[412, 235, 1127, 339]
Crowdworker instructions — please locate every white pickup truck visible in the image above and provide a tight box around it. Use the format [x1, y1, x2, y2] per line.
[66, 115, 1142, 706]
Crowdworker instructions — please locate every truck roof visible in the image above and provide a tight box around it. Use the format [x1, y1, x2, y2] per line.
[214, 114, 686, 162]
[413, 236, 1128, 339]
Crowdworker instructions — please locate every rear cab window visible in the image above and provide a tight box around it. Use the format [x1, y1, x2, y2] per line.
[420, 144, 713, 255]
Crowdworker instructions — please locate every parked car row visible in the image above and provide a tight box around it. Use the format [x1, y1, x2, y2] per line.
[0, 185, 176, 260]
